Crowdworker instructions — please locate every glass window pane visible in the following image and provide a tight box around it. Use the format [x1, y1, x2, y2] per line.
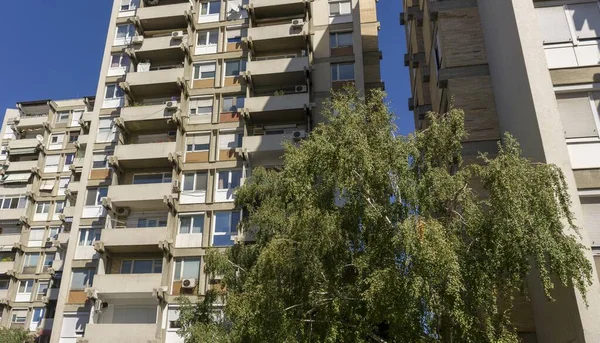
[338, 32, 353, 46]
[209, 1, 221, 14]
[192, 215, 204, 234]
[338, 63, 354, 80]
[230, 170, 242, 188]
[331, 65, 338, 81]
[195, 173, 208, 191]
[198, 31, 208, 45]
[132, 260, 153, 274]
[154, 260, 163, 273]
[174, 260, 182, 280]
[218, 172, 228, 189]
[183, 174, 194, 191]
[215, 212, 230, 233]
[208, 30, 218, 45]
[181, 258, 201, 279]
[179, 217, 191, 234]
[121, 260, 132, 274]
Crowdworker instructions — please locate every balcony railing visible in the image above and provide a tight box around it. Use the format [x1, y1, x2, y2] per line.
[90, 273, 162, 298]
[100, 227, 168, 253]
[137, 2, 190, 31]
[106, 182, 174, 210]
[81, 323, 157, 343]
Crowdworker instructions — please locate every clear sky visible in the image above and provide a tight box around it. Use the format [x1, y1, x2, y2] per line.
[0, 0, 413, 134]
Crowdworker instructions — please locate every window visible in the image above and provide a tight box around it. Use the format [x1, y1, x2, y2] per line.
[54, 201, 65, 215]
[173, 258, 201, 280]
[28, 228, 45, 246]
[110, 53, 130, 69]
[56, 111, 70, 124]
[92, 154, 108, 169]
[179, 215, 205, 234]
[556, 92, 600, 139]
[71, 110, 83, 127]
[0, 278, 9, 290]
[137, 217, 168, 228]
[200, 1, 221, 15]
[11, 310, 27, 324]
[18, 280, 34, 294]
[224, 59, 246, 77]
[71, 268, 95, 290]
[222, 96, 245, 113]
[104, 84, 124, 100]
[48, 134, 65, 149]
[330, 32, 353, 48]
[115, 24, 135, 42]
[120, 259, 162, 274]
[44, 155, 60, 173]
[120, 0, 140, 11]
[36, 202, 51, 214]
[329, 0, 351, 16]
[182, 172, 208, 193]
[64, 153, 75, 167]
[78, 229, 101, 247]
[23, 253, 40, 273]
[226, 27, 246, 45]
[42, 254, 53, 273]
[226, 0, 248, 20]
[212, 211, 241, 246]
[193, 62, 217, 80]
[197, 30, 219, 47]
[189, 97, 213, 117]
[218, 131, 242, 150]
[36, 281, 49, 301]
[59, 177, 70, 193]
[186, 134, 210, 152]
[167, 307, 181, 330]
[216, 170, 242, 191]
[132, 173, 172, 185]
[85, 188, 108, 207]
[331, 63, 355, 81]
[31, 308, 45, 329]
[0, 195, 27, 209]
[97, 118, 116, 142]
[69, 133, 79, 143]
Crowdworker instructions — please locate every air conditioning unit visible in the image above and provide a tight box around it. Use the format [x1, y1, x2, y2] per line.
[115, 207, 130, 216]
[295, 85, 307, 93]
[182, 278, 196, 289]
[165, 100, 178, 109]
[145, 0, 160, 5]
[172, 31, 185, 39]
[292, 130, 307, 140]
[291, 19, 305, 26]
[132, 36, 144, 44]
[172, 180, 181, 193]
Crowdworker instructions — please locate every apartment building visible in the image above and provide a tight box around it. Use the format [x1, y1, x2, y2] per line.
[0, 0, 383, 342]
[0, 98, 94, 342]
[402, 0, 600, 342]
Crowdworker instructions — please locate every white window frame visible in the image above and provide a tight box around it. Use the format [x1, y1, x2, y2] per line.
[211, 211, 241, 246]
[186, 134, 211, 152]
[11, 309, 27, 324]
[178, 214, 205, 235]
[329, 0, 352, 16]
[330, 31, 353, 48]
[556, 89, 600, 141]
[0, 195, 27, 210]
[331, 62, 355, 82]
[223, 59, 246, 78]
[115, 24, 136, 45]
[200, 1, 221, 16]
[17, 279, 34, 296]
[104, 84, 124, 100]
[132, 172, 172, 184]
[193, 62, 217, 80]
[197, 29, 219, 47]
[120, 0, 140, 11]
[85, 187, 108, 207]
[214, 169, 242, 202]
[78, 228, 101, 247]
[173, 257, 201, 281]
[189, 97, 214, 118]
[48, 133, 65, 150]
[182, 172, 208, 193]
[36, 202, 50, 214]
[56, 111, 70, 124]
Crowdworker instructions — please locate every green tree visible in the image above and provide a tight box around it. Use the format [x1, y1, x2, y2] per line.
[178, 88, 592, 342]
[0, 327, 35, 343]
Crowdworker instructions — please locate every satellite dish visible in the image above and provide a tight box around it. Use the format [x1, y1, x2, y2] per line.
[36, 135, 44, 143]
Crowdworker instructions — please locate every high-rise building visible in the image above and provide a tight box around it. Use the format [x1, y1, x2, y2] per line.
[402, 0, 600, 342]
[0, 98, 94, 342]
[0, 0, 381, 342]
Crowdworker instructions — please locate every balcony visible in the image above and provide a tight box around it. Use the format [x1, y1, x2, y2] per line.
[14, 115, 47, 130]
[0, 209, 25, 221]
[5, 160, 38, 173]
[247, 56, 309, 87]
[7, 138, 41, 155]
[127, 35, 186, 63]
[112, 142, 176, 168]
[137, 2, 190, 31]
[99, 227, 168, 253]
[249, 0, 307, 20]
[106, 182, 174, 210]
[81, 323, 157, 343]
[245, 93, 309, 123]
[75, 134, 89, 149]
[0, 234, 21, 248]
[121, 68, 183, 98]
[247, 22, 307, 52]
[90, 273, 162, 299]
[0, 261, 14, 274]
[120, 104, 177, 131]
[242, 134, 298, 165]
[67, 181, 81, 194]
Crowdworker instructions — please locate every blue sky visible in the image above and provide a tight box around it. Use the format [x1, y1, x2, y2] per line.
[0, 0, 413, 134]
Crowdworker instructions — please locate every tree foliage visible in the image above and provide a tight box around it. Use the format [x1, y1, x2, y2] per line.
[178, 88, 592, 342]
[0, 327, 35, 343]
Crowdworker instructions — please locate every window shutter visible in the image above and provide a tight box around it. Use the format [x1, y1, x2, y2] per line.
[45, 155, 60, 166]
[218, 133, 236, 149]
[187, 134, 210, 145]
[582, 198, 600, 247]
[71, 111, 83, 127]
[535, 6, 572, 44]
[566, 3, 600, 40]
[227, 28, 242, 39]
[556, 93, 598, 138]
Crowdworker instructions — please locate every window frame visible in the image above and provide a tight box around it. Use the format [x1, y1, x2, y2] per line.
[224, 59, 247, 77]
[78, 228, 101, 247]
[120, 259, 163, 274]
[182, 172, 208, 193]
[329, 0, 352, 16]
[200, 1, 221, 16]
[197, 29, 219, 47]
[193, 62, 217, 80]
[85, 187, 108, 207]
[211, 211, 241, 247]
[178, 214, 205, 235]
[330, 31, 353, 48]
[331, 62, 355, 82]
[186, 134, 211, 152]
[56, 111, 70, 124]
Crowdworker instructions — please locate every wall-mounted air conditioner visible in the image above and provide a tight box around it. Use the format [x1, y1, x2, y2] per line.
[182, 278, 196, 289]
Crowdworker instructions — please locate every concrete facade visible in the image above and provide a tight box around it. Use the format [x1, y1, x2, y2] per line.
[0, 0, 381, 342]
[402, 0, 600, 341]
